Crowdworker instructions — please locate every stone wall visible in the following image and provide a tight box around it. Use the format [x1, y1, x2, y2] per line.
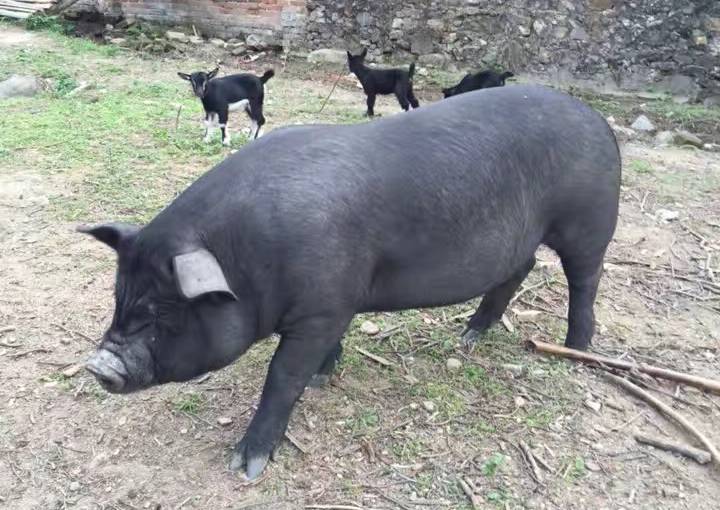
[304, 0, 720, 100]
[72, 0, 307, 47]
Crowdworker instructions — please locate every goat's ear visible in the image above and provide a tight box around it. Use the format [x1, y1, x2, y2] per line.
[177, 72, 191, 81]
[173, 249, 237, 300]
[360, 47, 367, 58]
[77, 222, 141, 252]
[346, 50, 353, 59]
[207, 67, 219, 80]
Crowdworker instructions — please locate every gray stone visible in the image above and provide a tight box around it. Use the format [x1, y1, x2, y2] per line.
[518, 25, 531, 37]
[654, 130, 674, 146]
[673, 130, 703, 148]
[533, 19, 547, 35]
[165, 31, 188, 43]
[570, 26, 589, 41]
[703, 95, 720, 108]
[209, 38, 226, 48]
[307, 48, 347, 65]
[427, 19, 444, 31]
[630, 114, 656, 132]
[356, 12, 371, 27]
[188, 35, 204, 45]
[0, 75, 41, 99]
[667, 74, 699, 99]
[446, 358, 462, 371]
[692, 30, 707, 46]
[230, 46, 247, 56]
[410, 30, 434, 55]
[417, 53, 447, 67]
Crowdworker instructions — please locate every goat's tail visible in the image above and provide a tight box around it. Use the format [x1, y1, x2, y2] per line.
[501, 71, 514, 80]
[260, 69, 275, 83]
[408, 62, 416, 78]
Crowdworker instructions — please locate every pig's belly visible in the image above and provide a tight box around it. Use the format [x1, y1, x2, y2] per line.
[362, 252, 524, 312]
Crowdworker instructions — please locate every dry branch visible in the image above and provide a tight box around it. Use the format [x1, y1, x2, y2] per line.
[317, 73, 343, 114]
[458, 477, 481, 509]
[603, 372, 720, 466]
[634, 433, 711, 464]
[354, 346, 394, 367]
[519, 440, 543, 483]
[528, 339, 720, 394]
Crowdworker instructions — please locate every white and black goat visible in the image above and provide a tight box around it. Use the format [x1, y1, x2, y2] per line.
[178, 67, 274, 145]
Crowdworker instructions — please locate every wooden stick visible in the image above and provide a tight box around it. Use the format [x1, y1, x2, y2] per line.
[174, 104, 183, 131]
[603, 372, 720, 466]
[519, 440, 543, 483]
[317, 73, 343, 114]
[457, 477, 481, 509]
[354, 346, 394, 367]
[528, 339, 720, 395]
[634, 433, 711, 465]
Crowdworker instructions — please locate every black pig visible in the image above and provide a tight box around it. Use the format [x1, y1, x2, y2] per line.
[80, 85, 620, 480]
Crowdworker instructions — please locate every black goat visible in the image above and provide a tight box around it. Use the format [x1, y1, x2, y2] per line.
[347, 48, 419, 117]
[178, 67, 274, 144]
[442, 70, 514, 98]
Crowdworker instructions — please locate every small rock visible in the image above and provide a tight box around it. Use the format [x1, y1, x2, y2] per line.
[630, 114, 655, 132]
[360, 320, 380, 335]
[422, 400, 436, 412]
[445, 358, 462, 371]
[69, 481, 81, 492]
[585, 459, 602, 472]
[501, 363, 526, 377]
[231, 46, 247, 56]
[118, 416, 127, 426]
[109, 37, 126, 46]
[655, 209, 680, 223]
[532, 19, 547, 34]
[180, 428, 188, 435]
[188, 35, 204, 44]
[518, 25, 531, 36]
[703, 95, 720, 108]
[409, 402, 419, 410]
[654, 130, 674, 146]
[514, 396, 527, 407]
[165, 31, 188, 43]
[584, 399, 601, 412]
[217, 416, 233, 426]
[673, 130, 703, 148]
[307, 48, 347, 65]
[417, 53, 447, 67]
[611, 124, 636, 141]
[0, 75, 41, 99]
[692, 29, 707, 46]
[209, 38, 226, 48]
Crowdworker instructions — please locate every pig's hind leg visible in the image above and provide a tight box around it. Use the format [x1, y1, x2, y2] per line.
[462, 256, 536, 347]
[229, 313, 352, 480]
[308, 342, 343, 387]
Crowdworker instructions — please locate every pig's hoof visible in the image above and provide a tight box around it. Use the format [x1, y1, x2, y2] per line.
[461, 328, 481, 348]
[229, 438, 272, 480]
[308, 374, 330, 388]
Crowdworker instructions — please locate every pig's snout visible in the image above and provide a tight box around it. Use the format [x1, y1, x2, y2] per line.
[86, 349, 128, 393]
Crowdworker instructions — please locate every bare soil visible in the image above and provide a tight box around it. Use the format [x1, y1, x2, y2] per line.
[1, 24, 720, 510]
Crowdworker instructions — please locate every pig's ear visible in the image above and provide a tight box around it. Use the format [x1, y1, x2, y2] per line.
[77, 223, 140, 251]
[173, 249, 238, 301]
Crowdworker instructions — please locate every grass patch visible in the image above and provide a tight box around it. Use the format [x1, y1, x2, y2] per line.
[627, 160, 654, 174]
[481, 452, 506, 477]
[173, 392, 204, 415]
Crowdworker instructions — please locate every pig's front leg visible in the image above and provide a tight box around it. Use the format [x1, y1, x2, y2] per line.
[229, 314, 351, 479]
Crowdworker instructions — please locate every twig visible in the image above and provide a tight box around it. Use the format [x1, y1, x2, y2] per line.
[612, 411, 645, 432]
[51, 322, 97, 345]
[354, 346, 394, 367]
[174, 104, 183, 131]
[284, 431, 308, 454]
[305, 506, 367, 510]
[603, 372, 720, 466]
[509, 278, 553, 305]
[0, 341, 21, 348]
[317, 73, 344, 114]
[634, 433, 711, 464]
[0, 326, 16, 335]
[519, 440, 543, 483]
[528, 339, 720, 394]
[457, 477, 481, 509]
[10, 348, 50, 359]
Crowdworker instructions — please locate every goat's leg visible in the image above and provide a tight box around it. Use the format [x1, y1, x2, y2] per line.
[365, 93, 376, 117]
[204, 112, 217, 143]
[218, 109, 231, 146]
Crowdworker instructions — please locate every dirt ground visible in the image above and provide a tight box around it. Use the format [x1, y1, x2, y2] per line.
[1, 24, 720, 510]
